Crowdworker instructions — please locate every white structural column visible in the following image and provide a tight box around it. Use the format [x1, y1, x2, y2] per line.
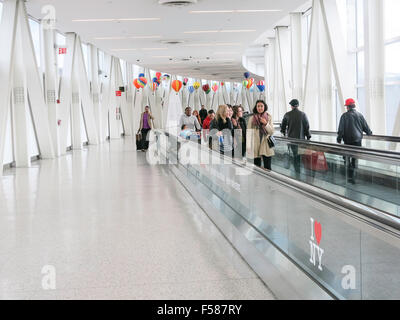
[74, 36, 99, 145]
[116, 60, 132, 135]
[89, 44, 102, 142]
[59, 32, 76, 153]
[290, 13, 304, 102]
[304, 0, 322, 129]
[364, 0, 386, 135]
[318, 12, 335, 131]
[0, 0, 18, 172]
[18, 0, 54, 159]
[319, 0, 355, 108]
[42, 26, 60, 157]
[100, 53, 112, 140]
[70, 65, 82, 149]
[266, 38, 277, 119]
[109, 58, 122, 139]
[276, 26, 292, 120]
[125, 62, 134, 134]
[12, 21, 30, 167]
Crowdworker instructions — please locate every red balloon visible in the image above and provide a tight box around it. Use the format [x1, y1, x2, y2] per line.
[156, 72, 162, 79]
[172, 80, 183, 93]
[133, 79, 141, 89]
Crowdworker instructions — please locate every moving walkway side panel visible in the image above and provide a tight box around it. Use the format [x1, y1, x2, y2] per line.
[154, 132, 400, 300]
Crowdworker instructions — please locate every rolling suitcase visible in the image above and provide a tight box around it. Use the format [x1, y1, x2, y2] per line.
[136, 131, 142, 150]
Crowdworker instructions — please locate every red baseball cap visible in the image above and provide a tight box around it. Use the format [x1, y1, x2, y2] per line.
[345, 98, 356, 106]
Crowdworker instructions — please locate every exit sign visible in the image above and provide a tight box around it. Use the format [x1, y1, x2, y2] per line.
[116, 91, 122, 97]
[58, 48, 67, 54]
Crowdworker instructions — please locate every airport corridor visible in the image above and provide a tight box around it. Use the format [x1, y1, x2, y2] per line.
[0, 138, 274, 300]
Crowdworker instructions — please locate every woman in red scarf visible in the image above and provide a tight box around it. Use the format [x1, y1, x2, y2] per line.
[246, 100, 275, 170]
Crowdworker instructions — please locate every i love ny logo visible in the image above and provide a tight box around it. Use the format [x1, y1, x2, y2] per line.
[309, 218, 324, 271]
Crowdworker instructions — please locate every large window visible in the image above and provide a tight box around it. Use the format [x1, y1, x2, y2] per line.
[335, 0, 400, 134]
[384, 0, 400, 135]
[28, 18, 41, 68]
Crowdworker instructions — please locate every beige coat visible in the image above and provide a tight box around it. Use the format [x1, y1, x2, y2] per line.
[246, 113, 275, 158]
[139, 112, 154, 130]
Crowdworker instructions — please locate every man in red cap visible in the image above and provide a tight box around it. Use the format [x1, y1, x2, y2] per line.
[337, 98, 372, 183]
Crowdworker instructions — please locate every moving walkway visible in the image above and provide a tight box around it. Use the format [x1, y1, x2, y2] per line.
[153, 130, 400, 300]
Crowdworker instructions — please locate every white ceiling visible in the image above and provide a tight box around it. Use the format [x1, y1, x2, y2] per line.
[26, 0, 307, 81]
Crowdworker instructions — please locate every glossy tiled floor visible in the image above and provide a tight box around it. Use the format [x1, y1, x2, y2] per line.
[0, 138, 274, 300]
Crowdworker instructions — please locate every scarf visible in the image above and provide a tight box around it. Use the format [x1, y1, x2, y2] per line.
[252, 112, 269, 137]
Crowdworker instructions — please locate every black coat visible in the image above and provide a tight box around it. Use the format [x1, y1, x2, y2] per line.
[281, 108, 311, 140]
[337, 109, 372, 144]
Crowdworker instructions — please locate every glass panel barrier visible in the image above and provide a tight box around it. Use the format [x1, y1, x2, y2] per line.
[272, 138, 400, 217]
[154, 131, 400, 299]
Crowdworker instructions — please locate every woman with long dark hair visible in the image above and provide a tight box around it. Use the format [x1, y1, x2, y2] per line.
[246, 100, 274, 170]
[232, 105, 247, 159]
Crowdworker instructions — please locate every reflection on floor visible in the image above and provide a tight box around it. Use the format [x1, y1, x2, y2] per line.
[0, 138, 274, 300]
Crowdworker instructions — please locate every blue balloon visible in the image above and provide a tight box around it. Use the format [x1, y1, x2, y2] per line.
[244, 72, 250, 79]
[139, 73, 145, 78]
[257, 85, 265, 92]
[153, 77, 158, 83]
[188, 86, 195, 94]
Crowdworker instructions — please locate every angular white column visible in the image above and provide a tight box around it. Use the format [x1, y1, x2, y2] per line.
[318, 16, 335, 131]
[71, 58, 82, 150]
[0, 0, 18, 172]
[100, 53, 112, 140]
[12, 23, 30, 167]
[276, 26, 292, 118]
[42, 26, 61, 156]
[319, 0, 355, 108]
[290, 13, 304, 102]
[364, 0, 386, 135]
[89, 44, 102, 142]
[125, 62, 134, 135]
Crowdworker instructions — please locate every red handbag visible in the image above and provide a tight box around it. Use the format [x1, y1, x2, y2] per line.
[302, 150, 329, 172]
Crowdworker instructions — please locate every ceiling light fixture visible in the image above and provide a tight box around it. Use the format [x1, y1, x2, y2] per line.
[184, 42, 242, 47]
[189, 9, 281, 14]
[72, 18, 160, 22]
[141, 48, 167, 51]
[130, 35, 162, 39]
[95, 37, 127, 40]
[111, 48, 137, 51]
[184, 30, 256, 34]
[214, 52, 240, 55]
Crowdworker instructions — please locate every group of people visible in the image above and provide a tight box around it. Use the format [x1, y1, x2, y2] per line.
[178, 97, 373, 183]
[140, 96, 373, 184]
[178, 101, 273, 170]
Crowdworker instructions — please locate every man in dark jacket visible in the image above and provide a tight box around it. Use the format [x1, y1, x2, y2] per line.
[337, 98, 372, 183]
[281, 99, 311, 176]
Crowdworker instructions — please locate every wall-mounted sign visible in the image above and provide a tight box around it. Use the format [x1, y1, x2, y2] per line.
[116, 91, 122, 97]
[58, 48, 67, 55]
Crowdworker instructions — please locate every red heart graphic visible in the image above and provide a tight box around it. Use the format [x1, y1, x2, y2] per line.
[314, 221, 322, 245]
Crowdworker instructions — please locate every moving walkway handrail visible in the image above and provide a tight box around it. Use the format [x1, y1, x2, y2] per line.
[156, 130, 400, 235]
[275, 136, 400, 165]
[272, 121, 400, 143]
